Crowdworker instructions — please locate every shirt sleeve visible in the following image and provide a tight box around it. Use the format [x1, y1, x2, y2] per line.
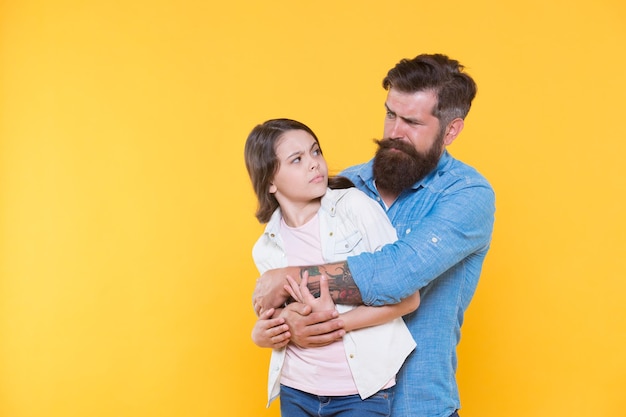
[347, 179, 495, 306]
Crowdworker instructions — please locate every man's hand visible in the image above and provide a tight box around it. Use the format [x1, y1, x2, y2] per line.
[280, 302, 345, 348]
[251, 308, 291, 349]
[252, 266, 300, 315]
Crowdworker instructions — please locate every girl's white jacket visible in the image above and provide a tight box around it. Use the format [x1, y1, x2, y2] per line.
[252, 187, 416, 406]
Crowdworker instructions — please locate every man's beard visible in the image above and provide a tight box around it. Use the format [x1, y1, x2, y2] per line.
[372, 135, 444, 196]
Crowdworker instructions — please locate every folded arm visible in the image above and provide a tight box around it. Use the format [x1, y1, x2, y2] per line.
[341, 291, 420, 332]
[283, 271, 419, 345]
[252, 261, 361, 315]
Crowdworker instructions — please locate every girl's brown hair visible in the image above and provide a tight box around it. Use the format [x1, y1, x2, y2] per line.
[244, 118, 353, 223]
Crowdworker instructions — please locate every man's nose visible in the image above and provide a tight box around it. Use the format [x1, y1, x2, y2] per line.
[387, 119, 404, 139]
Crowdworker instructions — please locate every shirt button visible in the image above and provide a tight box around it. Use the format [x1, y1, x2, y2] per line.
[431, 237, 438, 243]
[405, 228, 411, 234]
[349, 354, 355, 359]
[329, 232, 333, 236]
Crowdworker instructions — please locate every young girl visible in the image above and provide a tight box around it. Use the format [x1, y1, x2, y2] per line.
[244, 118, 419, 417]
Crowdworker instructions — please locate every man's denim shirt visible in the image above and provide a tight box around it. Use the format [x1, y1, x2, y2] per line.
[342, 150, 495, 417]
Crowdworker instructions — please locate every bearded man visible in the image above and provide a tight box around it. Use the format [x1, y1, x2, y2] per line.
[252, 53, 496, 417]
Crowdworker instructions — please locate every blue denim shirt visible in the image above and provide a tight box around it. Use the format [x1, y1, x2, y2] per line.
[342, 150, 495, 417]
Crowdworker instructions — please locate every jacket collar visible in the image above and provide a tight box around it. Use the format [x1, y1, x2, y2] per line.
[263, 188, 349, 237]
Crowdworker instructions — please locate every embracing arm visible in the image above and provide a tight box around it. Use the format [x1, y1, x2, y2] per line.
[347, 182, 496, 306]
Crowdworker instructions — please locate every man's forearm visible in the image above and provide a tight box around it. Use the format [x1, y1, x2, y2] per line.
[300, 261, 363, 305]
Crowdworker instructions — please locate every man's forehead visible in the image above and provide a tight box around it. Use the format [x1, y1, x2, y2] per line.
[385, 89, 438, 116]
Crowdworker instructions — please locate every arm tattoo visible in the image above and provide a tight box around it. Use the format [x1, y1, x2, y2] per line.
[300, 262, 363, 305]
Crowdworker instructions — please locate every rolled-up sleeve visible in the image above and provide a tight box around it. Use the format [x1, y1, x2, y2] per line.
[347, 177, 495, 306]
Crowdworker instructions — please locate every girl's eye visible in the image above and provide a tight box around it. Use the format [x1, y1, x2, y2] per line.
[313, 148, 321, 156]
[292, 157, 301, 163]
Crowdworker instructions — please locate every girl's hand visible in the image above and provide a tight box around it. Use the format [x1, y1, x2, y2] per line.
[284, 271, 335, 313]
[251, 308, 291, 349]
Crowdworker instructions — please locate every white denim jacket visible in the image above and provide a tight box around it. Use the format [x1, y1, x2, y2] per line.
[252, 187, 416, 406]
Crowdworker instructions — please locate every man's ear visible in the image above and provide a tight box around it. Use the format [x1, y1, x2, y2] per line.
[443, 118, 465, 146]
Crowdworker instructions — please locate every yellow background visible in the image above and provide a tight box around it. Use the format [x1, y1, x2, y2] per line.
[1, 1, 625, 416]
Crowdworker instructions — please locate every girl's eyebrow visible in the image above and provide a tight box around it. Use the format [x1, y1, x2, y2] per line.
[285, 150, 303, 160]
[283, 140, 318, 160]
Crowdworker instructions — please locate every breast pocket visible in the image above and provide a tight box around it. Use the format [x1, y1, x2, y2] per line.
[333, 231, 363, 255]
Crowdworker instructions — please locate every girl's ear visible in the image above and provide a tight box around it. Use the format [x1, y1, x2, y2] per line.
[269, 183, 277, 194]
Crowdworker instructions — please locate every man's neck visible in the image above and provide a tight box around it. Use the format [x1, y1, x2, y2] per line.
[377, 187, 399, 208]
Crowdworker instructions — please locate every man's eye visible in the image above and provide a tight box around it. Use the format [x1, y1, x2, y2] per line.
[386, 110, 395, 118]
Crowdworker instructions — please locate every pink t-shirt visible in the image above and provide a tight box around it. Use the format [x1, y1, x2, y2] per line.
[278, 215, 359, 396]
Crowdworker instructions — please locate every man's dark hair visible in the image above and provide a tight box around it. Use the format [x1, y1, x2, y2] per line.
[382, 53, 477, 128]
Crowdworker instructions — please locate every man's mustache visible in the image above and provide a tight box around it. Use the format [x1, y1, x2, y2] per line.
[374, 138, 419, 156]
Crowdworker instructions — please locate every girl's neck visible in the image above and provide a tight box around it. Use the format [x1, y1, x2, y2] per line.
[280, 198, 322, 228]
